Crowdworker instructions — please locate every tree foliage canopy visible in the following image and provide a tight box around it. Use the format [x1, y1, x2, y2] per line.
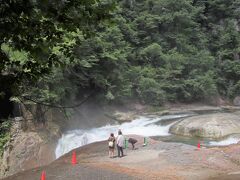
[0, 0, 115, 91]
[1, 0, 240, 110]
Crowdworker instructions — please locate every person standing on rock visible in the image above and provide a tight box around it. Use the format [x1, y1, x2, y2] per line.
[108, 133, 115, 158]
[116, 130, 124, 157]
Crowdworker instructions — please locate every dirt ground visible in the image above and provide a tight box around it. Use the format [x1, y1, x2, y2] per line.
[2, 136, 240, 180]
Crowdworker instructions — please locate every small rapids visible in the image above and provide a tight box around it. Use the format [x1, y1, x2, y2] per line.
[209, 136, 240, 146]
[55, 114, 189, 158]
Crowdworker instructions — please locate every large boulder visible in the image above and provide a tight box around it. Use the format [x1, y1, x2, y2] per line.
[170, 113, 240, 139]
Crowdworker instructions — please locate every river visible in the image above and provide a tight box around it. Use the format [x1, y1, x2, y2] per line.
[55, 113, 240, 158]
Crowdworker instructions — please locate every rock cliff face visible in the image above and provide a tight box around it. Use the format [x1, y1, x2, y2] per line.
[170, 113, 240, 139]
[0, 117, 60, 178]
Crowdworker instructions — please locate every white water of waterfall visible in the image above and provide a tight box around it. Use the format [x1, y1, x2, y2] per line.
[208, 136, 240, 146]
[55, 114, 190, 158]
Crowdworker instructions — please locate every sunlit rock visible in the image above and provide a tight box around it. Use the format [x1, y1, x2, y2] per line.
[170, 113, 240, 139]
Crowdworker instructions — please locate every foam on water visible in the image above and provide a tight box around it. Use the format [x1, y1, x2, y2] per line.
[208, 137, 240, 146]
[55, 114, 189, 158]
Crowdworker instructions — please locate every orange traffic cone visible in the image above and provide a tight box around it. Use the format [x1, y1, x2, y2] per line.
[197, 141, 201, 150]
[41, 171, 46, 180]
[72, 150, 77, 165]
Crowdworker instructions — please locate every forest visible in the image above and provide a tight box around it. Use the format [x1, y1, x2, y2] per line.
[0, 0, 240, 116]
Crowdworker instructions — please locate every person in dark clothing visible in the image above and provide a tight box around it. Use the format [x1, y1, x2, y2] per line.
[128, 138, 137, 150]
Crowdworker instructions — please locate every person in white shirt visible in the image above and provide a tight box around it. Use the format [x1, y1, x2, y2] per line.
[116, 130, 124, 157]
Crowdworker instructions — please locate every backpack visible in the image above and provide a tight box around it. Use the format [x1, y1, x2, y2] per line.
[108, 141, 114, 147]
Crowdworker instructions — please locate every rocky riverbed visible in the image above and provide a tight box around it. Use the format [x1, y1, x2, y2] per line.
[2, 135, 240, 180]
[1, 104, 240, 179]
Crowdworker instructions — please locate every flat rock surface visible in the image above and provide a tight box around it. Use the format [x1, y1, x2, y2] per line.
[2, 135, 240, 180]
[170, 113, 240, 138]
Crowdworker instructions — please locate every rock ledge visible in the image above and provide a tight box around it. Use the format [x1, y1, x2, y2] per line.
[170, 113, 240, 139]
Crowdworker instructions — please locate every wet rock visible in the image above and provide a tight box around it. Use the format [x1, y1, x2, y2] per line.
[109, 111, 138, 122]
[170, 113, 240, 139]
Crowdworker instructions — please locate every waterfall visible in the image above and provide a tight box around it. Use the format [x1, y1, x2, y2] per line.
[55, 114, 189, 158]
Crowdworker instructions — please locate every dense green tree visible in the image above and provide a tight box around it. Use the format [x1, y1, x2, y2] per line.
[0, 0, 115, 120]
[198, 0, 240, 99]
[27, 0, 238, 106]
[0, 0, 115, 96]
[1, 0, 240, 117]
